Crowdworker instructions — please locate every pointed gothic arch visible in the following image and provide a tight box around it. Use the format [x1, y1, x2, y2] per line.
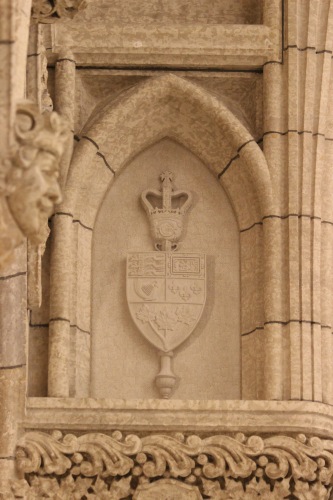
[47, 74, 274, 399]
[64, 73, 274, 228]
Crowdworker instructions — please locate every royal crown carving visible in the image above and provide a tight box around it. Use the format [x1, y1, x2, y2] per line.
[0, 101, 68, 267]
[141, 171, 192, 252]
[3, 430, 333, 499]
[31, 0, 87, 23]
[127, 172, 205, 398]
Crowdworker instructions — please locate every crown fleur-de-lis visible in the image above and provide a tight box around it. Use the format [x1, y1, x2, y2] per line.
[141, 172, 192, 251]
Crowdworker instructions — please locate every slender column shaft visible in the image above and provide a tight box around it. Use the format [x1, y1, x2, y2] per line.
[54, 51, 76, 189]
[48, 215, 73, 397]
[47, 52, 76, 396]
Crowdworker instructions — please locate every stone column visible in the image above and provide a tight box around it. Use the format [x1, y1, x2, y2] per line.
[48, 214, 73, 397]
[47, 51, 76, 397]
[54, 50, 76, 188]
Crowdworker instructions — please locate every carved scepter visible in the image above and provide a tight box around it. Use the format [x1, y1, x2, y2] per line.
[127, 171, 205, 398]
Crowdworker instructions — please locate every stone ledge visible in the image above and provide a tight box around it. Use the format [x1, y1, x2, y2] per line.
[46, 24, 280, 69]
[24, 398, 333, 437]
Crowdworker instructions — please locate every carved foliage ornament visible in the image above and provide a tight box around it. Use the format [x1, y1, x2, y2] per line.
[31, 0, 87, 23]
[3, 431, 333, 499]
[0, 101, 67, 266]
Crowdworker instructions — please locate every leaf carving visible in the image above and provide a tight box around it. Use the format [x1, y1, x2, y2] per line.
[109, 477, 132, 499]
[200, 435, 261, 479]
[77, 432, 141, 477]
[16, 431, 78, 475]
[176, 305, 198, 325]
[154, 309, 178, 331]
[11, 431, 333, 499]
[136, 305, 155, 323]
[140, 434, 201, 478]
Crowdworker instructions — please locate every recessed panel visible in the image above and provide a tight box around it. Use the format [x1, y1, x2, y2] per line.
[91, 138, 240, 399]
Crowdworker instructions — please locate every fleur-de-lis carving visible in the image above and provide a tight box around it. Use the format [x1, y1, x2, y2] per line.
[169, 281, 180, 294]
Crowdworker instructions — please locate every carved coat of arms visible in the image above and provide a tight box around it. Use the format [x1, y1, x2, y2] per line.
[126, 171, 206, 398]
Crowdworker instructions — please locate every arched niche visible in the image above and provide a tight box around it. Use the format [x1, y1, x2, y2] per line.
[91, 138, 240, 399]
[46, 74, 273, 400]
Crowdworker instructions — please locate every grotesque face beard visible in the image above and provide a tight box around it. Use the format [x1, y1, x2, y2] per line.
[7, 152, 61, 244]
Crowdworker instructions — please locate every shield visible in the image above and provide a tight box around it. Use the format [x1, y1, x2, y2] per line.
[127, 252, 206, 353]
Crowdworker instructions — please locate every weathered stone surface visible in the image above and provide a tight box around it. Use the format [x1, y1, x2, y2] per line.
[0, 101, 67, 268]
[2, 2, 333, 498]
[134, 479, 202, 500]
[31, 0, 87, 24]
[4, 430, 333, 498]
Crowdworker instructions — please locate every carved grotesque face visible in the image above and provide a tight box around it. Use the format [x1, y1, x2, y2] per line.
[7, 149, 62, 244]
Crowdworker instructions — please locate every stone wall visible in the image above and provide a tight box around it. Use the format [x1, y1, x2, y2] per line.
[1, 1, 333, 498]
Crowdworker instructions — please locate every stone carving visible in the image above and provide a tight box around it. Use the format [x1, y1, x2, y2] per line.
[0, 101, 67, 267]
[31, 0, 87, 23]
[3, 431, 333, 498]
[141, 171, 192, 252]
[127, 172, 205, 398]
[128, 252, 205, 353]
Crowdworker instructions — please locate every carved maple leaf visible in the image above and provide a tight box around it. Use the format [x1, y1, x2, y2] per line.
[202, 478, 229, 499]
[58, 474, 76, 496]
[202, 478, 245, 499]
[109, 476, 132, 499]
[176, 306, 197, 325]
[244, 477, 291, 499]
[90, 476, 110, 498]
[273, 478, 291, 499]
[154, 309, 178, 330]
[10, 479, 36, 498]
[294, 480, 330, 500]
[72, 476, 94, 498]
[136, 305, 155, 323]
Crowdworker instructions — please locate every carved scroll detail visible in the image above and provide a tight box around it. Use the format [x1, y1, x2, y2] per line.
[31, 0, 87, 23]
[3, 431, 333, 498]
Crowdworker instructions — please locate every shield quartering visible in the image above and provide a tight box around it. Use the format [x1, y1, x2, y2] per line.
[127, 252, 206, 353]
[126, 171, 206, 398]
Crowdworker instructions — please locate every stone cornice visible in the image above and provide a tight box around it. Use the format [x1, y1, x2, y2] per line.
[25, 398, 333, 437]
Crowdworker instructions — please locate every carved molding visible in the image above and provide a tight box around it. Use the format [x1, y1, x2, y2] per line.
[2, 431, 333, 498]
[31, 0, 87, 23]
[0, 101, 67, 268]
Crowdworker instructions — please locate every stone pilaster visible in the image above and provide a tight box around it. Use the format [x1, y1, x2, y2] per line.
[262, 0, 333, 402]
